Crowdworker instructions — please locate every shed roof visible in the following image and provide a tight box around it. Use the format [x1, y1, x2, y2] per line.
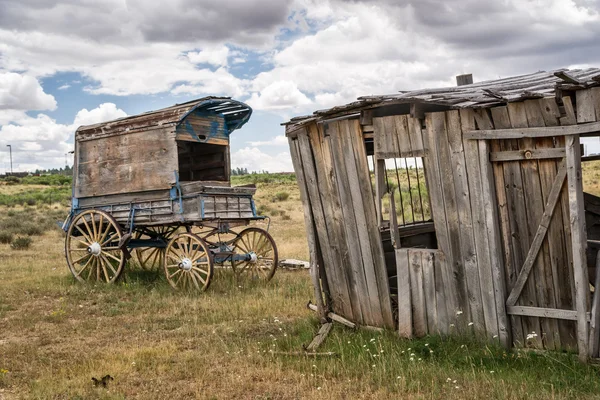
[76, 96, 252, 138]
[285, 68, 600, 126]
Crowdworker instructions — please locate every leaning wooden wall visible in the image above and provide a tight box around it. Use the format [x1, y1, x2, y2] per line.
[373, 111, 508, 345]
[287, 119, 395, 329]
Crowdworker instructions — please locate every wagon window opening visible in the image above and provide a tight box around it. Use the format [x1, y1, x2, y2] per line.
[379, 156, 437, 250]
[176, 141, 229, 183]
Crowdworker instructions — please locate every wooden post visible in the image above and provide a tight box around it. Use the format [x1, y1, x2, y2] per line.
[588, 249, 600, 357]
[565, 134, 590, 362]
[456, 74, 473, 86]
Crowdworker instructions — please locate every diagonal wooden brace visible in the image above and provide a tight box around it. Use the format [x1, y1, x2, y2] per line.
[506, 159, 567, 307]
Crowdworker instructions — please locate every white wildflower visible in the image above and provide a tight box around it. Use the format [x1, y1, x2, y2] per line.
[456, 310, 463, 315]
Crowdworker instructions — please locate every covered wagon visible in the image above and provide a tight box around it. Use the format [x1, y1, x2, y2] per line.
[63, 97, 278, 291]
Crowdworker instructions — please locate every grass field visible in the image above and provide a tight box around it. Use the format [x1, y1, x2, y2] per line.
[1, 172, 600, 399]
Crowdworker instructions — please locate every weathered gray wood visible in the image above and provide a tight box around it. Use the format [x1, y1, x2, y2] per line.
[288, 135, 328, 321]
[326, 122, 374, 324]
[524, 99, 563, 350]
[490, 106, 527, 347]
[390, 190, 400, 249]
[409, 250, 427, 336]
[375, 159, 386, 223]
[423, 112, 460, 326]
[507, 306, 578, 321]
[576, 89, 597, 123]
[297, 131, 354, 320]
[344, 119, 395, 329]
[588, 250, 600, 357]
[76, 127, 178, 198]
[505, 161, 566, 306]
[407, 115, 424, 154]
[307, 123, 365, 323]
[456, 74, 473, 86]
[422, 250, 438, 334]
[306, 322, 333, 352]
[566, 134, 591, 362]
[446, 109, 485, 333]
[396, 249, 412, 338]
[465, 121, 600, 139]
[433, 252, 450, 334]
[307, 303, 357, 329]
[460, 109, 500, 340]
[490, 148, 566, 162]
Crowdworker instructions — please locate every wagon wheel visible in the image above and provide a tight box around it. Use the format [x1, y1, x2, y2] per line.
[231, 227, 278, 281]
[134, 226, 179, 270]
[164, 232, 214, 292]
[65, 209, 125, 283]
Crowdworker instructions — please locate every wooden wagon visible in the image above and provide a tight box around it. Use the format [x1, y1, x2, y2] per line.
[62, 97, 278, 291]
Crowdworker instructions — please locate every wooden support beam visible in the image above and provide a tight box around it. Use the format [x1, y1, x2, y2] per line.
[505, 161, 567, 306]
[375, 159, 386, 224]
[465, 121, 600, 139]
[308, 302, 357, 329]
[554, 71, 585, 85]
[507, 306, 578, 321]
[306, 322, 333, 352]
[396, 249, 412, 338]
[490, 148, 566, 162]
[566, 134, 590, 362]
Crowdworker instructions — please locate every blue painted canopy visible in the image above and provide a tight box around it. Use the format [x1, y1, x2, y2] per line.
[76, 96, 252, 139]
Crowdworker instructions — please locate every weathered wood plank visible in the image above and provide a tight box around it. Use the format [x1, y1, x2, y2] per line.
[396, 249, 412, 338]
[465, 121, 600, 139]
[288, 135, 328, 320]
[489, 106, 527, 347]
[394, 115, 412, 157]
[345, 119, 395, 329]
[506, 102, 545, 348]
[308, 123, 366, 324]
[460, 109, 499, 340]
[490, 148, 565, 162]
[565, 134, 591, 362]
[446, 109, 485, 334]
[297, 131, 355, 320]
[422, 250, 438, 334]
[507, 306, 578, 321]
[588, 250, 600, 357]
[409, 250, 427, 336]
[576, 89, 597, 123]
[423, 113, 460, 328]
[327, 122, 376, 324]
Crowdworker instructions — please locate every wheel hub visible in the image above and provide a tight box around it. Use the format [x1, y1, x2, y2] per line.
[247, 252, 258, 264]
[180, 258, 193, 271]
[88, 242, 101, 256]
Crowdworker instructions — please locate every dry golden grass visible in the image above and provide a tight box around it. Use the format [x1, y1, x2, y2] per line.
[1, 181, 600, 399]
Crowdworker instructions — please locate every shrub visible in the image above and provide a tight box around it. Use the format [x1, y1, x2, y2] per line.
[274, 191, 290, 202]
[20, 223, 43, 236]
[257, 204, 271, 216]
[0, 232, 13, 244]
[281, 214, 291, 221]
[269, 209, 280, 216]
[11, 236, 32, 250]
[3, 176, 20, 185]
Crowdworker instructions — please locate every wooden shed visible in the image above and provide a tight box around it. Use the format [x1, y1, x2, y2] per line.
[284, 68, 600, 361]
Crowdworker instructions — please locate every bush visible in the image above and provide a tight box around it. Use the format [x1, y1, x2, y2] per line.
[0, 232, 13, 244]
[281, 214, 291, 221]
[257, 204, 271, 216]
[11, 236, 32, 250]
[274, 191, 290, 202]
[20, 223, 43, 236]
[3, 176, 20, 185]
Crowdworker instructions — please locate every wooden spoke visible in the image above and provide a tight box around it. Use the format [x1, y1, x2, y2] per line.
[133, 226, 180, 270]
[65, 210, 125, 284]
[163, 232, 213, 292]
[231, 228, 278, 282]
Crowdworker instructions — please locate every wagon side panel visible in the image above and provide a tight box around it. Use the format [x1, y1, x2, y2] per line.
[75, 127, 178, 198]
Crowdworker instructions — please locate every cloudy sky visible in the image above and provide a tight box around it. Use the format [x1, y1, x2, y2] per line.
[1, 0, 600, 173]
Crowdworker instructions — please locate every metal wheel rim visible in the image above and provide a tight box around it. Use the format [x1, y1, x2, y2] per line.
[231, 227, 278, 281]
[134, 226, 179, 270]
[164, 233, 214, 292]
[65, 209, 125, 283]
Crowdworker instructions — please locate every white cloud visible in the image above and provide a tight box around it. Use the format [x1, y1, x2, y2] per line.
[0, 102, 126, 172]
[58, 84, 70, 90]
[73, 103, 127, 128]
[0, 73, 57, 111]
[247, 80, 312, 111]
[231, 147, 293, 173]
[187, 46, 230, 67]
[247, 135, 289, 146]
